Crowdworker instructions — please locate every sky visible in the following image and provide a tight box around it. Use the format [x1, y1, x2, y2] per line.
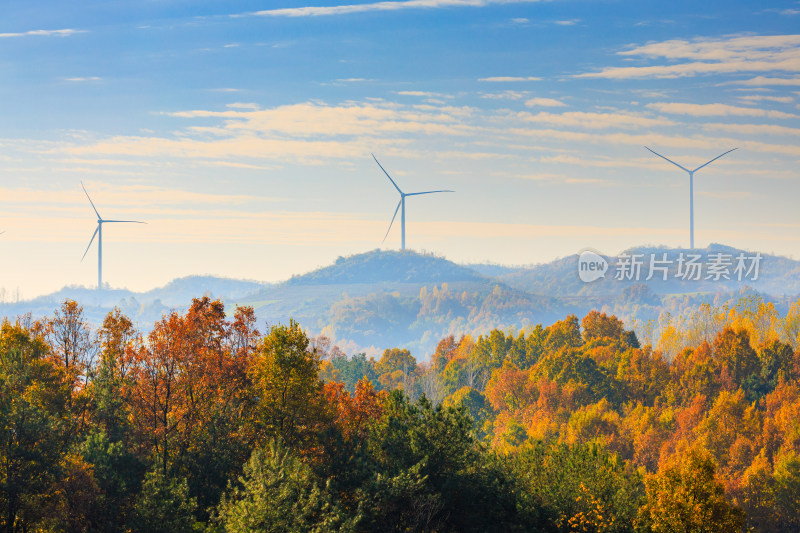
[1, 0, 799, 298]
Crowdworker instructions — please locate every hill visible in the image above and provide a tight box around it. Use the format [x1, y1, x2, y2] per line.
[240, 250, 567, 356]
[500, 243, 800, 298]
[0, 275, 267, 328]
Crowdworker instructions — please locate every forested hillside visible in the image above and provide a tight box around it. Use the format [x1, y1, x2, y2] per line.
[1, 295, 798, 531]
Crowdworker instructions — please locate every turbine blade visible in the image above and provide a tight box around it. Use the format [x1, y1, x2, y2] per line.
[645, 146, 690, 173]
[81, 181, 102, 219]
[382, 200, 401, 243]
[81, 226, 100, 262]
[405, 189, 454, 196]
[103, 220, 147, 224]
[372, 154, 404, 195]
[691, 148, 738, 172]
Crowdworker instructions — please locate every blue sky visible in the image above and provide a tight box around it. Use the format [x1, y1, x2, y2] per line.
[2, 0, 799, 297]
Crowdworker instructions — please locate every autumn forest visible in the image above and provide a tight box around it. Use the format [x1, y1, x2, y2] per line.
[2, 295, 800, 532]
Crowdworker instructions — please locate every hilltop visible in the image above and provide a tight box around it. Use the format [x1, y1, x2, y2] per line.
[286, 249, 487, 285]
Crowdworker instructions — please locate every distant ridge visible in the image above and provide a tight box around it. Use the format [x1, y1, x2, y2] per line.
[3, 244, 799, 359]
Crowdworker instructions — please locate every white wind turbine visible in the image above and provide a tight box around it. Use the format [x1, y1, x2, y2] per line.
[372, 154, 453, 251]
[645, 146, 737, 249]
[81, 182, 145, 290]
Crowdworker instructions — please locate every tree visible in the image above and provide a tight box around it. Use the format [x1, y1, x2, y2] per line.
[507, 440, 645, 532]
[431, 335, 458, 371]
[128, 469, 197, 533]
[358, 392, 519, 532]
[329, 352, 378, 392]
[582, 311, 626, 343]
[82, 310, 144, 531]
[642, 447, 744, 533]
[44, 299, 96, 379]
[713, 327, 759, 390]
[376, 348, 417, 377]
[213, 440, 356, 532]
[125, 298, 256, 516]
[248, 320, 328, 451]
[545, 315, 583, 352]
[0, 321, 75, 532]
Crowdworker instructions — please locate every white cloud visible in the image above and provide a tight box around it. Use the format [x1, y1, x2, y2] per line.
[554, 19, 579, 25]
[738, 94, 794, 103]
[478, 76, 541, 82]
[242, 0, 541, 18]
[729, 76, 800, 86]
[540, 154, 670, 170]
[577, 34, 800, 79]
[226, 102, 261, 110]
[511, 17, 529, 23]
[515, 110, 674, 129]
[507, 126, 800, 156]
[647, 101, 799, 118]
[525, 97, 566, 107]
[480, 90, 529, 100]
[702, 122, 800, 136]
[396, 90, 452, 99]
[0, 28, 85, 38]
[64, 77, 101, 82]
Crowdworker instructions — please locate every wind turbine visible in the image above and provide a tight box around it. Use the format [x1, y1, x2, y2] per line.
[372, 154, 453, 251]
[645, 146, 737, 249]
[81, 182, 145, 290]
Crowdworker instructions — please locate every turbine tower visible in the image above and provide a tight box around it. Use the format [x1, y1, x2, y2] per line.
[372, 154, 453, 251]
[81, 182, 145, 290]
[645, 146, 737, 249]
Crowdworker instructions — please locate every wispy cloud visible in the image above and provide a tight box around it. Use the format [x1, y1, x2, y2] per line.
[702, 122, 800, 136]
[554, 19, 579, 26]
[729, 76, 800, 86]
[64, 101, 479, 164]
[240, 0, 541, 18]
[515, 110, 674, 129]
[647, 101, 799, 119]
[396, 90, 452, 98]
[737, 94, 794, 103]
[480, 90, 529, 100]
[525, 97, 566, 107]
[0, 183, 281, 212]
[577, 34, 800, 79]
[478, 76, 541, 82]
[0, 28, 85, 38]
[64, 77, 101, 82]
